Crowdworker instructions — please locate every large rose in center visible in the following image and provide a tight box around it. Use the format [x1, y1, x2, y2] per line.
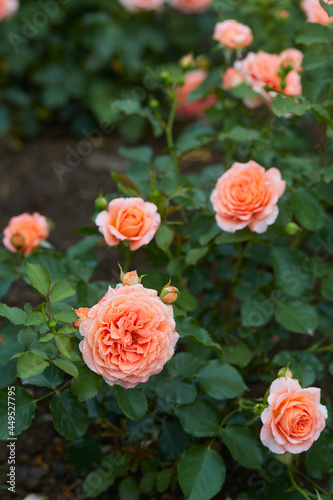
[79, 284, 179, 389]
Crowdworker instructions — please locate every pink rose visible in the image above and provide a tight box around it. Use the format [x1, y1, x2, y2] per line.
[79, 284, 179, 388]
[170, 0, 212, 13]
[210, 161, 286, 234]
[122, 270, 141, 286]
[3, 212, 49, 256]
[118, 0, 164, 11]
[96, 197, 161, 251]
[222, 68, 244, 90]
[213, 20, 253, 50]
[301, 0, 333, 25]
[0, 0, 18, 21]
[176, 69, 217, 119]
[280, 48, 303, 72]
[260, 377, 327, 454]
[284, 70, 302, 96]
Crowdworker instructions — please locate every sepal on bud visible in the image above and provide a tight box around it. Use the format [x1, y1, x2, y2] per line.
[277, 366, 293, 379]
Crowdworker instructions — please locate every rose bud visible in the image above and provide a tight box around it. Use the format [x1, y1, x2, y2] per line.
[285, 222, 301, 236]
[94, 191, 108, 211]
[161, 285, 179, 304]
[277, 366, 293, 378]
[122, 270, 141, 286]
[72, 307, 90, 329]
[180, 53, 195, 70]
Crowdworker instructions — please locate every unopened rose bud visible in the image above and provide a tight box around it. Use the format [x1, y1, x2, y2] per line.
[180, 53, 194, 70]
[161, 285, 179, 304]
[149, 98, 159, 109]
[95, 191, 108, 211]
[122, 270, 141, 286]
[285, 222, 301, 236]
[278, 9, 289, 18]
[253, 403, 268, 416]
[72, 307, 90, 329]
[195, 55, 209, 70]
[48, 319, 57, 329]
[278, 366, 293, 378]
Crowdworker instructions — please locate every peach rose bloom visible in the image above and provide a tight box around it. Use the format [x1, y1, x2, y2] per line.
[301, 0, 333, 25]
[176, 70, 217, 119]
[96, 197, 161, 251]
[235, 51, 282, 95]
[213, 20, 253, 50]
[210, 161, 286, 234]
[72, 307, 90, 330]
[171, 0, 212, 13]
[79, 284, 179, 388]
[0, 0, 19, 21]
[119, 0, 164, 11]
[223, 68, 244, 90]
[3, 213, 49, 256]
[261, 377, 327, 454]
[280, 48, 303, 72]
[284, 70, 302, 96]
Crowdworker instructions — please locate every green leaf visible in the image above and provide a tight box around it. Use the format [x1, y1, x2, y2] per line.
[114, 385, 148, 421]
[215, 228, 255, 244]
[272, 95, 311, 117]
[71, 365, 102, 401]
[55, 334, 72, 358]
[119, 478, 140, 500]
[49, 281, 76, 303]
[54, 309, 78, 323]
[177, 317, 223, 355]
[241, 293, 274, 327]
[167, 353, 203, 377]
[296, 23, 330, 45]
[18, 328, 37, 349]
[222, 344, 254, 368]
[0, 387, 36, 440]
[155, 224, 174, 252]
[275, 301, 317, 335]
[303, 52, 332, 70]
[197, 361, 247, 400]
[53, 358, 79, 378]
[305, 430, 333, 479]
[154, 379, 197, 405]
[221, 424, 264, 469]
[39, 333, 55, 343]
[175, 400, 220, 437]
[321, 276, 333, 301]
[178, 446, 226, 500]
[157, 469, 173, 493]
[292, 188, 325, 231]
[320, 0, 333, 15]
[0, 303, 27, 325]
[26, 262, 51, 296]
[25, 311, 45, 326]
[219, 126, 259, 142]
[119, 145, 153, 162]
[271, 247, 315, 298]
[17, 352, 49, 378]
[185, 247, 209, 266]
[50, 389, 88, 440]
[22, 364, 63, 389]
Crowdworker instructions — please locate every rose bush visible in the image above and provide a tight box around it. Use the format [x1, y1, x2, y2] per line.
[0, 0, 333, 499]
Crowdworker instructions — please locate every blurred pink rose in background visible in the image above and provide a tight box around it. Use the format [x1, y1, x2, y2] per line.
[171, 0, 212, 13]
[213, 20, 253, 49]
[176, 69, 217, 119]
[0, 0, 18, 21]
[3, 213, 49, 256]
[301, 0, 333, 25]
[119, 0, 164, 11]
